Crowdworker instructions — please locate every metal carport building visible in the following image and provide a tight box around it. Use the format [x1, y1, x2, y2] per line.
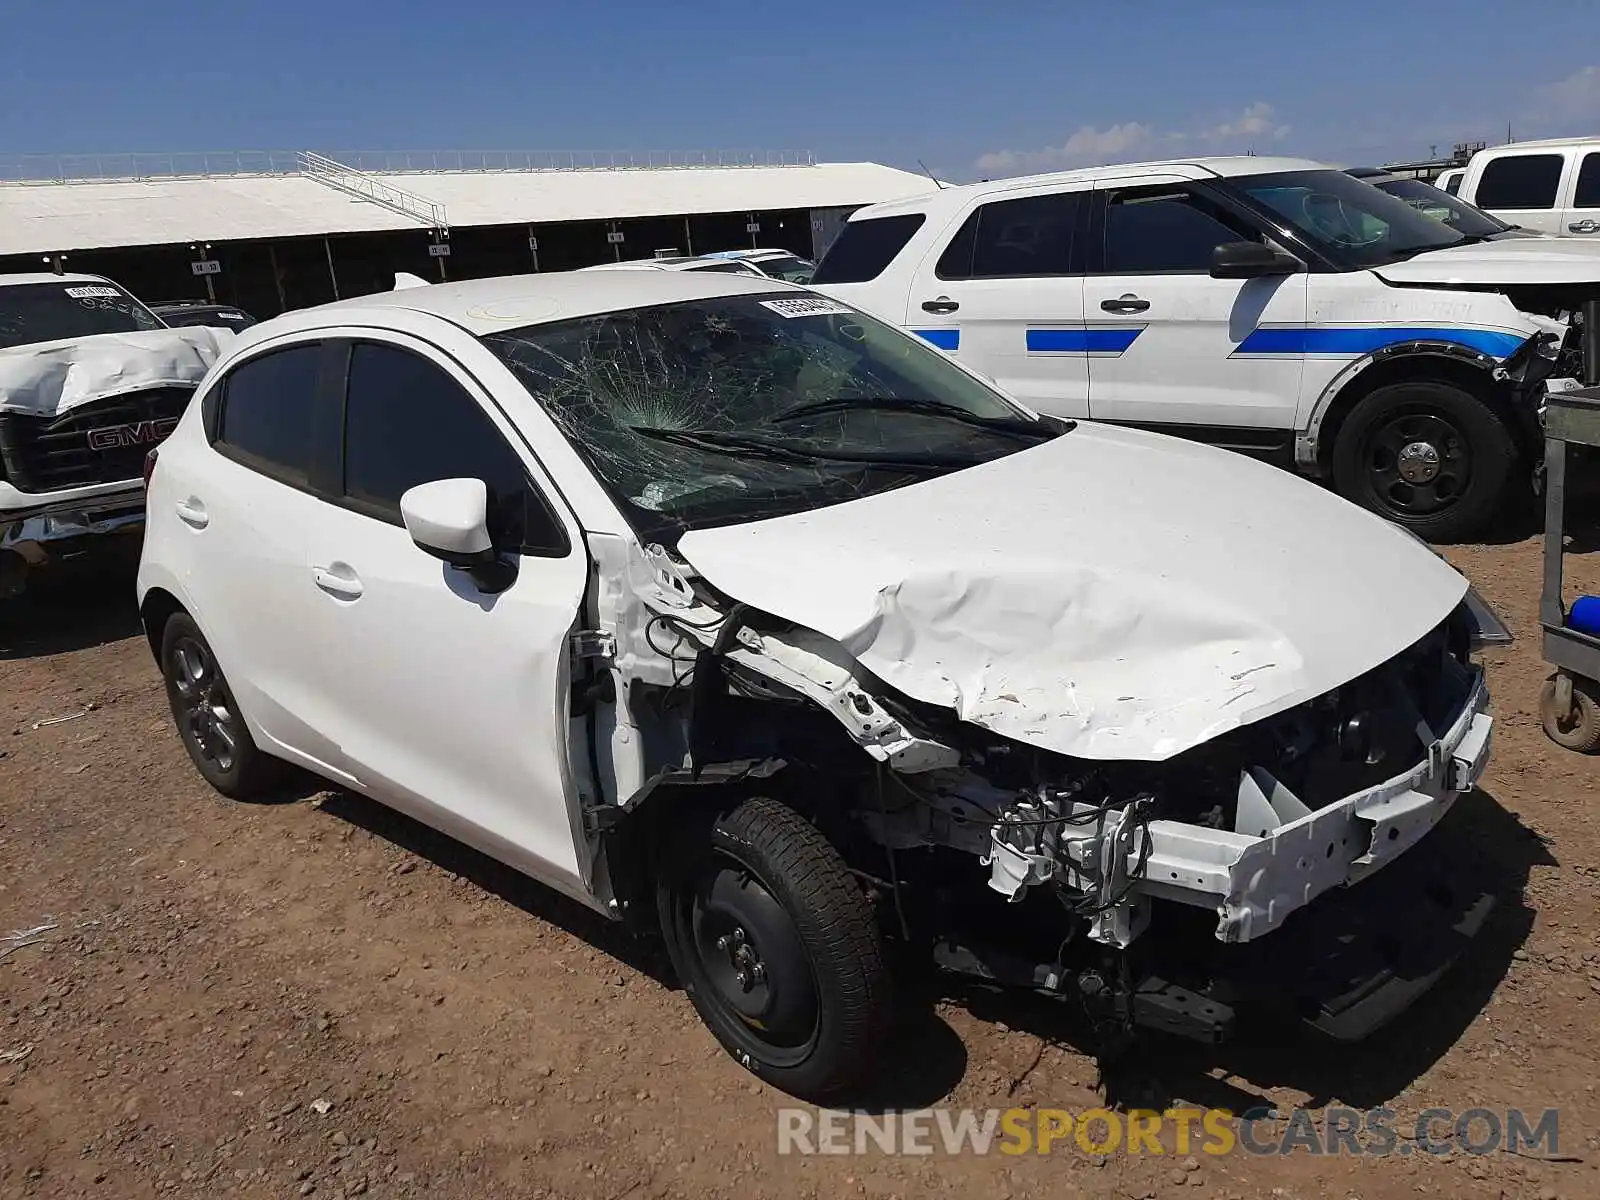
[0, 150, 937, 318]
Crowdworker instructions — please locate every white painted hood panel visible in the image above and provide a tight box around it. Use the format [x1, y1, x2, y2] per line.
[1375, 237, 1600, 287]
[0, 326, 232, 416]
[677, 423, 1468, 762]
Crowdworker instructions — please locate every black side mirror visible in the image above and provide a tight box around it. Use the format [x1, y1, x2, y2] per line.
[1210, 241, 1301, 279]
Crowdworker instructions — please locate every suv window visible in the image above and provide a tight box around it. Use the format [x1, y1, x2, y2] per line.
[937, 191, 1085, 279]
[1101, 188, 1257, 274]
[1575, 153, 1600, 209]
[810, 214, 926, 284]
[1476, 154, 1564, 209]
[215, 344, 324, 484]
[341, 342, 565, 555]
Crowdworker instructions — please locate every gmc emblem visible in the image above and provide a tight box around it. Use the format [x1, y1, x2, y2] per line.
[86, 418, 180, 452]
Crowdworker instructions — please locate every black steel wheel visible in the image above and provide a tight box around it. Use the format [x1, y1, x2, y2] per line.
[160, 612, 281, 798]
[657, 796, 891, 1101]
[1331, 380, 1517, 543]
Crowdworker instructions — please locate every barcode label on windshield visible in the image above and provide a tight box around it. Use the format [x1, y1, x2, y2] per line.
[760, 297, 851, 319]
[64, 286, 121, 299]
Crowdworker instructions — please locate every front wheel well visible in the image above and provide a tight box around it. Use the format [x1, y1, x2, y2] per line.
[1314, 354, 1527, 472]
[138, 588, 186, 665]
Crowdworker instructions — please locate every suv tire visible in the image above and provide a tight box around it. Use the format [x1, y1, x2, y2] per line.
[1330, 380, 1517, 543]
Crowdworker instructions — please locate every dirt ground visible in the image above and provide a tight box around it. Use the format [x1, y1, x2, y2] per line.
[3, 523, 1599, 1200]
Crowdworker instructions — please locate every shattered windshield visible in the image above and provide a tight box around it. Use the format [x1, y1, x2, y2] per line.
[0, 282, 165, 350]
[1230, 169, 1472, 268]
[481, 292, 1058, 539]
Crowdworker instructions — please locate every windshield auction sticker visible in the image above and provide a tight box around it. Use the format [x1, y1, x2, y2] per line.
[63, 286, 122, 299]
[760, 297, 853, 319]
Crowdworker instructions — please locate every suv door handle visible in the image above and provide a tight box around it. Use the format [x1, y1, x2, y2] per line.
[1568, 219, 1600, 234]
[921, 296, 960, 314]
[312, 566, 364, 600]
[174, 498, 209, 529]
[1100, 295, 1151, 314]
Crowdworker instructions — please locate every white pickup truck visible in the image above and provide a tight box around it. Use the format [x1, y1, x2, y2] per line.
[811, 156, 1598, 541]
[0, 273, 231, 599]
[1455, 137, 1600, 238]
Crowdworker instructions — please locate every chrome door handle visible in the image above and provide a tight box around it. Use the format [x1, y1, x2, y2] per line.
[312, 567, 364, 600]
[1568, 219, 1599, 234]
[174, 498, 209, 529]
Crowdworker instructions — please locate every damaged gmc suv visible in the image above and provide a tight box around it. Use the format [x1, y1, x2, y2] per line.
[0, 273, 232, 599]
[139, 271, 1503, 1101]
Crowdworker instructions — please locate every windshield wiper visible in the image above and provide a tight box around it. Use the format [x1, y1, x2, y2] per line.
[627, 424, 989, 470]
[771, 395, 1070, 439]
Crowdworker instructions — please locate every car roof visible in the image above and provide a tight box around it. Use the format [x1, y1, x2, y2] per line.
[256, 270, 789, 338]
[707, 248, 804, 260]
[853, 156, 1329, 218]
[0, 271, 116, 288]
[1478, 135, 1600, 151]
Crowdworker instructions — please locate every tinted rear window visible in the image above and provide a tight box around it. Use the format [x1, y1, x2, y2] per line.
[216, 345, 322, 484]
[1576, 153, 1600, 209]
[810, 214, 926, 284]
[1476, 154, 1564, 209]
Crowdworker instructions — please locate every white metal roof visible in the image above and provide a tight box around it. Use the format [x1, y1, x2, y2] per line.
[857, 156, 1329, 217]
[247, 270, 787, 340]
[0, 162, 937, 257]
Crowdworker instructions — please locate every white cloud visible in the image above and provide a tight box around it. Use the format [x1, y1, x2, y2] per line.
[1532, 64, 1600, 120]
[1200, 101, 1291, 143]
[975, 121, 1152, 175]
[974, 103, 1289, 178]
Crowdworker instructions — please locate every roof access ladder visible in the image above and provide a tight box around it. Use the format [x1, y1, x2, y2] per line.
[298, 150, 449, 236]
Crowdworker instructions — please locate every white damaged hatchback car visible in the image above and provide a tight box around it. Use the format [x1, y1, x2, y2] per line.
[138, 271, 1502, 1100]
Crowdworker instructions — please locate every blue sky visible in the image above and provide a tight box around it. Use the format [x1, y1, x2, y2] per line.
[5, 0, 1599, 181]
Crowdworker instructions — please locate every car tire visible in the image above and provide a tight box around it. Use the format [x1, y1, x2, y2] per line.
[159, 612, 283, 799]
[1330, 380, 1517, 543]
[1540, 674, 1600, 754]
[656, 795, 892, 1102]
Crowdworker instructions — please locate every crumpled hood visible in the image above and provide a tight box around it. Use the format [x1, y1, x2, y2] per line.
[0, 325, 232, 416]
[1375, 236, 1600, 287]
[676, 423, 1468, 762]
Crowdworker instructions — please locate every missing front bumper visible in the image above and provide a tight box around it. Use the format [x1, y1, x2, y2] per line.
[1136, 667, 1491, 944]
[1132, 806, 1498, 1043]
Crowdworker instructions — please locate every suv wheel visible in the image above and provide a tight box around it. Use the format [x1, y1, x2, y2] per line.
[1330, 380, 1517, 543]
[657, 796, 892, 1101]
[160, 612, 283, 798]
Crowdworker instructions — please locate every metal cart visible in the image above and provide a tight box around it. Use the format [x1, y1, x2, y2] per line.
[1539, 385, 1600, 752]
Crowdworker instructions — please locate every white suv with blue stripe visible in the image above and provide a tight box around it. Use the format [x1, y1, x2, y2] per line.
[811, 156, 1597, 540]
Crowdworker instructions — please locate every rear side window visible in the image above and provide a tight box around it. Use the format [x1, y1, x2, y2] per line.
[1475, 154, 1564, 209]
[1441, 172, 1462, 196]
[810, 214, 926, 284]
[1101, 188, 1257, 274]
[1575, 153, 1600, 208]
[215, 344, 323, 484]
[341, 341, 566, 555]
[937, 191, 1086, 279]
